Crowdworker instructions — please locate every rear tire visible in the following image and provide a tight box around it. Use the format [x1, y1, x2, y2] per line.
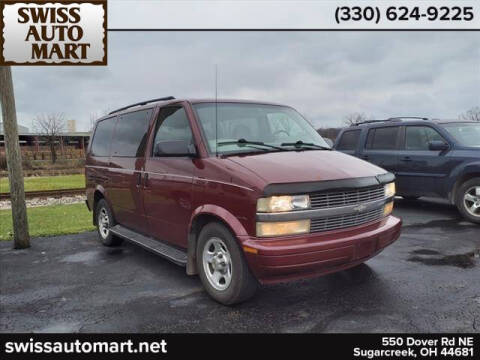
[196, 222, 257, 305]
[95, 199, 123, 246]
[455, 178, 480, 224]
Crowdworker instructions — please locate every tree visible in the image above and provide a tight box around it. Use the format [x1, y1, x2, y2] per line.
[0, 66, 30, 249]
[459, 106, 480, 122]
[33, 113, 66, 163]
[89, 112, 98, 132]
[344, 112, 367, 126]
[89, 107, 111, 131]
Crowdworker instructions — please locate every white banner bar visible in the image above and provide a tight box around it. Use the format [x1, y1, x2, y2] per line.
[109, 0, 480, 30]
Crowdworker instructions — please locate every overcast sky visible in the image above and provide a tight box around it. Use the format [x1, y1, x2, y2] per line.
[9, 31, 480, 131]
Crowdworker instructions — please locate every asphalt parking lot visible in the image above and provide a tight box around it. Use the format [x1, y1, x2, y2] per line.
[1, 198, 479, 333]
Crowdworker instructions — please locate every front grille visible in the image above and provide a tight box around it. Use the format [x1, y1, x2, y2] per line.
[310, 186, 385, 209]
[310, 208, 384, 233]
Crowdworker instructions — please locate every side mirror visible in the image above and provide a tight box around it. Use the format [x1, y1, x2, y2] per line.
[324, 138, 334, 148]
[154, 140, 196, 157]
[428, 140, 449, 151]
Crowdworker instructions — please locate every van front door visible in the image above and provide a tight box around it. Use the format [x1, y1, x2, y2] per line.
[143, 106, 195, 248]
[108, 109, 152, 233]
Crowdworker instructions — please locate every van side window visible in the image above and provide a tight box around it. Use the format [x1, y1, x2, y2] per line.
[366, 127, 399, 150]
[91, 117, 116, 157]
[337, 130, 361, 150]
[405, 126, 445, 150]
[111, 109, 151, 157]
[153, 107, 193, 156]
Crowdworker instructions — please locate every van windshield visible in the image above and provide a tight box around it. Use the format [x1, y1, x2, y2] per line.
[193, 103, 329, 155]
[442, 123, 480, 147]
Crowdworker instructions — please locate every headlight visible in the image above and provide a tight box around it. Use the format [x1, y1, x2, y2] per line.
[384, 201, 394, 216]
[257, 195, 310, 213]
[256, 220, 311, 237]
[384, 182, 396, 198]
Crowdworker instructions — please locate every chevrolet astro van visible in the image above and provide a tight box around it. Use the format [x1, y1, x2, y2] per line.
[85, 97, 402, 304]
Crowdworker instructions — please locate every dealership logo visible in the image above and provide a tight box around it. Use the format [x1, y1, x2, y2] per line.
[0, 1, 107, 65]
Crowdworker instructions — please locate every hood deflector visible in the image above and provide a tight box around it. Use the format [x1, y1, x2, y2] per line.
[263, 173, 395, 196]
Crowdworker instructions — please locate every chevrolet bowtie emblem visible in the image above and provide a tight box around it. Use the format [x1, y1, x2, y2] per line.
[353, 204, 367, 213]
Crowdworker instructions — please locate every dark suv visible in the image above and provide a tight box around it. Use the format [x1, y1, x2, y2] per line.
[334, 118, 480, 223]
[86, 97, 401, 304]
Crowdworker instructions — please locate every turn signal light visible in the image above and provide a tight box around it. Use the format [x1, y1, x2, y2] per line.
[384, 201, 394, 216]
[256, 220, 310, 237]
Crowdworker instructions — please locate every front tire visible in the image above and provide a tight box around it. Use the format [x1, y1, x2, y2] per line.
[196, 222, 257, 305]
[95, 199, 123, 246]
[456, 178, 480, 224]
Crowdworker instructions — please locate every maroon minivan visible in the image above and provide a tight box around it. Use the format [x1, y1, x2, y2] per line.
[86, 97, 401, 304]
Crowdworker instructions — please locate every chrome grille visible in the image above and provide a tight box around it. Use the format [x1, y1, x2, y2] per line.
[310, 208, 384, 233]
[310, 186, 385, 209]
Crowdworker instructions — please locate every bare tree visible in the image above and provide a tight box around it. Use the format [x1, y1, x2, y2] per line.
[34, 113, 66, 163]
[344, 112, 367, 126]
[459, 106, 480, 122]
[89, 112, 98, 132]
[89, 107, 111, 131]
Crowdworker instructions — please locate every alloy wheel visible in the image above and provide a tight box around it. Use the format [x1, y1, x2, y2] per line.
[98, 208, 110, 239]
[463, 186, 480, 218]
[202, 237, 233, 291]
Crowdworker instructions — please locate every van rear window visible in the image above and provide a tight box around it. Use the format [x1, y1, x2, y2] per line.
[90, 117, 116, 157]
[111, 110, 151, 157]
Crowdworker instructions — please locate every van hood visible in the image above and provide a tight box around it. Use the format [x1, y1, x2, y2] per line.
[227, 150, 387, 185]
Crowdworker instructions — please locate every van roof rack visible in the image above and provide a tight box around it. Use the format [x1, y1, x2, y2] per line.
[109, 96, 175, 115]
[352, 116, 429, 126]
[387, 116, 429, 121]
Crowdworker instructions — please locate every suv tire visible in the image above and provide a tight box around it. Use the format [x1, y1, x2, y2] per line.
[455, 178, 480, 224]
[95, 199, 123, 246]
[196, 222, 257, 305]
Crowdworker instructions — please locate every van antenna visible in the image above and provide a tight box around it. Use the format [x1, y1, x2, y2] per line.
[215, 64, 218, 157]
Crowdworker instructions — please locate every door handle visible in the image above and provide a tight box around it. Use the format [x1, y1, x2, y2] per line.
[144, 173, 149, 188]
[400, 156, 412, 162]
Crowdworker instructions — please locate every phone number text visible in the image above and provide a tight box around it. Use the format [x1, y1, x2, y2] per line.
[335, 6, 475, 24]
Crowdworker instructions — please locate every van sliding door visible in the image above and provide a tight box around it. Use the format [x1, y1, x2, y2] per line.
[108, 109, 152, 233]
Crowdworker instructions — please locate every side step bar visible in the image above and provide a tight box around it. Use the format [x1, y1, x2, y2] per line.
[109, 225, 187, 266]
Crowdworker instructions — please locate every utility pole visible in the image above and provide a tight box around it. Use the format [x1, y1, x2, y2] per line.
[0, 66, 30, 249]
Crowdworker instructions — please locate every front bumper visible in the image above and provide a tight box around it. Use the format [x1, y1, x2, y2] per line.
[240, 215, 402, 284]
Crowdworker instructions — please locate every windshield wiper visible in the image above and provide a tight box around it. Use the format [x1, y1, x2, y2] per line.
[218, 139, 288, 151]
[281, 140, 331, 150]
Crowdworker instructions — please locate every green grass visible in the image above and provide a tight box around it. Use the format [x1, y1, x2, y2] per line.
[0, 203, 95, 240]
[0, 174, 85, 193]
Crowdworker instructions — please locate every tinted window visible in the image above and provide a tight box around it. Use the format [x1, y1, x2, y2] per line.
[91, 117, 115, 157]
[366, 127, 399, 150]
[337, 130, 361, 150]
[111, 110, 151, 157]
[405, 126, 444, 150]
[153, 107, 193, 155]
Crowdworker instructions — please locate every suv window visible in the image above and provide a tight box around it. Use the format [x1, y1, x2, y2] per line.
[111, 109, 151, 157]
[91, 117, 116, 157]
[153, 107, 193, 155]
[337, 130, 361, 150]
[405, 126, 445, 150]
[366, 127, 399, 150]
